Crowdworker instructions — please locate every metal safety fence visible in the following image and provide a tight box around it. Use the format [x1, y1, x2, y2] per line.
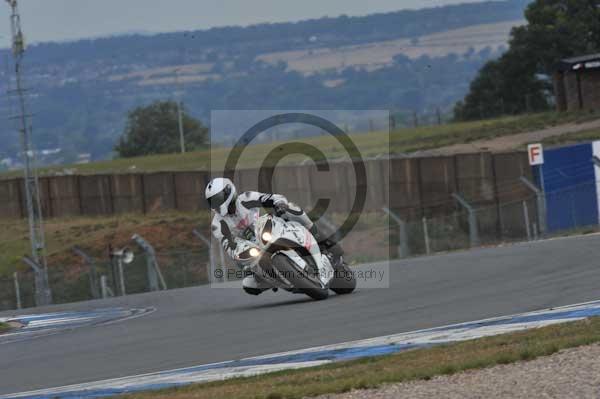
[1, 181, 599, 311]
[385, 181, 600, 259]
[0, 249, 210, 311]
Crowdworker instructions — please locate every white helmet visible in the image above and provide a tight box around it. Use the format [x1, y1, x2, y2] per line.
[205, 177, 237, 216]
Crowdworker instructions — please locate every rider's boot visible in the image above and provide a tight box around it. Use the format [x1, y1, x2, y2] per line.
[309, 224, 322, 242]
[243, 286, 266, 296]
[310, 225, 343, 264]
[242, 274, 270, 296]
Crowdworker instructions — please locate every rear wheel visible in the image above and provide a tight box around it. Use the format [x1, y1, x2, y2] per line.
[272, 254, 329, 300]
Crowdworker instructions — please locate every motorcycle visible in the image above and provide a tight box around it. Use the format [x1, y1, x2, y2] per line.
[234, 212, 356, 300]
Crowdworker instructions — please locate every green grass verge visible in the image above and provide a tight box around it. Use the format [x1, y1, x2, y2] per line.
[122, 317, 600, 399]
[391, 109, 600, 154]
[2, 110, 599, 179]
[0, 322, 11, 334]
[542, 127, 600, 147]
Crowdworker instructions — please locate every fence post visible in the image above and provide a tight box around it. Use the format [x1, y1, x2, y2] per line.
[117, 257, 126, 296]
[382, 207, 410, 259]
[193, 229, 218, 283]
[132, 234, 167, 291]
[100, 275, 114, 299]
[520, 176, 547, 236]
[593, 157, 600, 227]
[72, 246, 100, 299]
[452, 193, 480, 248]
[522, 201, 532, 241]
[422, 217, 431, 255]
[13, 272, 21, 310]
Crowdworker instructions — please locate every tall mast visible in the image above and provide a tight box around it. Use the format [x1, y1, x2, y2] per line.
[6, 0, 52, 305]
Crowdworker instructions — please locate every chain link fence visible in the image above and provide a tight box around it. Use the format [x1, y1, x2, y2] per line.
[0, 248, 211, 311]
[386, 182, 599, 259]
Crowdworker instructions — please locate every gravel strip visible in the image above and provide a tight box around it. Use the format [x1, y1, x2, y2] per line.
[314, 343, 600, 399]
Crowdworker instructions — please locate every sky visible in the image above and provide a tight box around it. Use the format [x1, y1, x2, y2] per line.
[0, 0, 485, 48]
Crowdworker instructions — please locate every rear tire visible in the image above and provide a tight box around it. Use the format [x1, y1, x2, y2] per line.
[331, 262, 356, 295]
[272, 254, 329, 300]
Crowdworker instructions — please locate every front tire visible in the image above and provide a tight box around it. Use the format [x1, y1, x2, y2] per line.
[271, 254, 329, 300]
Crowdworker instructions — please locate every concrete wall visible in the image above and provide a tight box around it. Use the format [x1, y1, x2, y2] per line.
[0, 152, 533, 222]
[388, 158, 420, 219]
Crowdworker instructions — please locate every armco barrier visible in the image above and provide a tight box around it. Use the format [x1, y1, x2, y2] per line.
[0, 151, 533, 222]
[79, 175, 113, 215]
[418, 156, 457, 216]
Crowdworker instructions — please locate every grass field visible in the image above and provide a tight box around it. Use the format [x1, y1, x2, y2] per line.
[0, 209, 387, 277]
[122, 317, 600, 399]
[0, 212, 207, 276]
[108, 20, 519, 86]
[1, 110, 599, 179]
[257, 20, 521, 75]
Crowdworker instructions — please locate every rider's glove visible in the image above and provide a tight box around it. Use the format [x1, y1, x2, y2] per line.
[273, 197, 289, 215]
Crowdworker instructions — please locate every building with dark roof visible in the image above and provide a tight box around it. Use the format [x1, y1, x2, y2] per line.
[553, 53, 600, 112]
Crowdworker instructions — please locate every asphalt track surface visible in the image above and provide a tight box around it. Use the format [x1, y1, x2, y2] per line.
[1, 233, 600, 395]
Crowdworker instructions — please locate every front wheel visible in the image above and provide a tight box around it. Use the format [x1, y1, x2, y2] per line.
[271, 254, 329, 300]
[330, 262, 356, 295]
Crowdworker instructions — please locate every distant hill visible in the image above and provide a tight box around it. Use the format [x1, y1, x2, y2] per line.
[0, 0, 530, 166]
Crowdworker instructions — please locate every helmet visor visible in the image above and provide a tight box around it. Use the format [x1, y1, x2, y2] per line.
[207, 185, 231, 211]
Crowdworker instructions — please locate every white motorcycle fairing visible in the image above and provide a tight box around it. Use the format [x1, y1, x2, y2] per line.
[235, 214, 334, 290]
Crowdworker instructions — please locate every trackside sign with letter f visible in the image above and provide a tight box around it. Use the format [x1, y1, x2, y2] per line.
[528, 143, 544, 166]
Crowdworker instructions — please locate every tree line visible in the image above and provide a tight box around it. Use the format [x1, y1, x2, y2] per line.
[455, 0, 600, 120]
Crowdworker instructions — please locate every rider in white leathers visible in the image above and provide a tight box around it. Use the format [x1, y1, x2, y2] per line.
[206, 177, 328, 295]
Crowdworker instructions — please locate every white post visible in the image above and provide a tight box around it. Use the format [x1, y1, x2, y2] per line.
[22, 256, 46, 307]
[118, 258, 126, 296]
[452, 193, 480, 248]
[101, 275, 109, 299]
[13, 272, 21, 310]
[132, 234, 167, 291]
[520, 176, 547, 236]
[382, 207, 410, 258]
[422, 217, 431, 255]
[523, 201, 532, 241]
